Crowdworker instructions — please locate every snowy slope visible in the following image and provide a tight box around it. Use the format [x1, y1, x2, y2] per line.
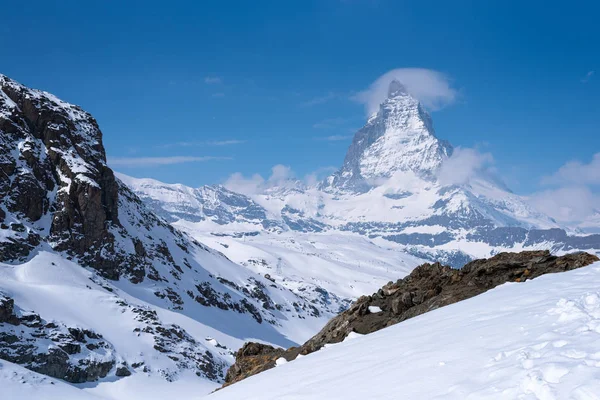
[1, 360, 102, 400]
[6, 260, 600, 399]
[176, 227, 423, 313]
[211, 261, 600, 400]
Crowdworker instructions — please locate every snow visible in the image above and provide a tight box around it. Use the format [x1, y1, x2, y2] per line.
[367, 305, 382, 313]
[275, 357, 287, 367]
[0, 360, 102, 400]
[0, 244, 328, 399]
[179, 228, 422, 305]
[211, 262, 600, 400]
[6, 260, 600, 399]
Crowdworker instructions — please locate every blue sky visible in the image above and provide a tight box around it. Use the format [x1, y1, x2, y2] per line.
[1, 0, 599, 197]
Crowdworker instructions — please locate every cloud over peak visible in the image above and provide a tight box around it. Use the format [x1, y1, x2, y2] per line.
[437, 147, 494, 186]
[353, 68, 458, 116]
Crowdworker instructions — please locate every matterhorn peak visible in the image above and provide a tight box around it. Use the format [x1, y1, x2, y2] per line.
[322, 79, 453, 192]
[387, 79, 409, 98]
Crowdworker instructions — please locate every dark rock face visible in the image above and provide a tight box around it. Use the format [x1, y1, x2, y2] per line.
[223, 251, 599, 387]
[128, 303, 228, 382]
[0, 293, 115, 383]
[0, 75, 121, 277]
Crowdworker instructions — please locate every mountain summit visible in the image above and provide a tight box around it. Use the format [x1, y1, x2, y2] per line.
[323, 80, 453, 192]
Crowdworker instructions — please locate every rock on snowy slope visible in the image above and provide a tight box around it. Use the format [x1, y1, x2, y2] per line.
[221, 250, 599, 387]
[0, 74, 330, 388]
[212, 259, 600, 400]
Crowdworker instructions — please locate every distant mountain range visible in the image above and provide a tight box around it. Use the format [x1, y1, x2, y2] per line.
[121, 80, 600, 267]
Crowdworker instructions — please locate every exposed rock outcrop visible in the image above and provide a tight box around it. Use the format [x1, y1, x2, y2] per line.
[222, 342, 290, 388]
[223, 250, 599, 387]
[0, 74, 124, 278]
[0, 293, 115, 383]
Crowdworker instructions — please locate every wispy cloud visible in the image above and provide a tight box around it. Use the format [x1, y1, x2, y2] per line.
[541, 153, 600, 186]
[437, 147, 494, 186]
[204, 76, 222, 84]
[108, 156, 230, 167]
[301, 91, 337, 107]
[223, 164, 338, 194]
[581, 71, 595, 83]
[312, 117, 349, 129]
[224, 164, 295, 195]
[304, 166, 337, 187]
[207, 139, 246, 146]
[353, 68, 458, 115]
[527, 152, 600, 224]
[315, 135, 352, 142]
[212, 92, 225, 98]
[157, 139, 246, 149]
[529, 186, 598, 224]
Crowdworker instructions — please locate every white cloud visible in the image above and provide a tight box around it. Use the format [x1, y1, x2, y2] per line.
[437, 147, 494, 186]
[224, 165, 335, 194]
[204, 76, 222, 84]
[529, 186, 598, 223]
[207, 139, 246, 146]
[108, 156, 228, 167]
[527, 153, 600, 224]
[353, 68, 457, 115]
[301, 92, 337, 107]
[581, 71, 595, 83]
[157, 139, 246, 148]
[541, 153, 600, 186]
[224, 164, 295, 195]
[268, 164, 294, 185]
[223, 172, 266, 195]
[304, 166, 337, 187]
[315, 135, 352, 142]
[312, 117, 348, 129]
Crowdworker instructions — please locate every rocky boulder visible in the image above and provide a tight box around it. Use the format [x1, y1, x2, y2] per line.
[223, 342, 293, 388]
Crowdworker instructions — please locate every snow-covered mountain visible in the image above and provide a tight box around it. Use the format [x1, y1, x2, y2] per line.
[121, 80, 600, 268]
[0, 74, 369, 396]
[321, 80, 452, 192]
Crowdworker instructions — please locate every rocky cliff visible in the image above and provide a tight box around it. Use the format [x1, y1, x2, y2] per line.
[0, 74, 330, 386]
